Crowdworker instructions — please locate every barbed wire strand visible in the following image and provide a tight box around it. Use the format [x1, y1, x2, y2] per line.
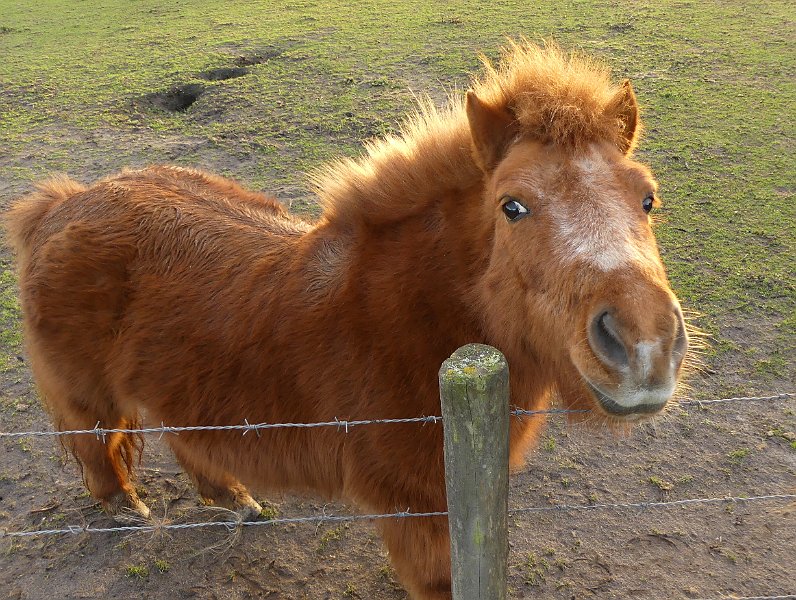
[0, 393, 791, 441]
[2, 493, 793, 539]
[677, 393, 793, 406]
[699, 596, 796, 600]
[0, 415, 443, 440]
[508, 493, 796, 514]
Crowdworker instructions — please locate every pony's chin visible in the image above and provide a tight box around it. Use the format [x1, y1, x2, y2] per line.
[584, 381, 667, 418]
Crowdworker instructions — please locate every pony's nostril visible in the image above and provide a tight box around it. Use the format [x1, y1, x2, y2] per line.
[590, 311, 629, 369]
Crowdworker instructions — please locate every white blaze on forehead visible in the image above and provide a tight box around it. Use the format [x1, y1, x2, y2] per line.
[549, 148, 658, 271]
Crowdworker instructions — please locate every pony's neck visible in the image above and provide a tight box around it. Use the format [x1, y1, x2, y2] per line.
[314, 182, 493, 369]
[310, 106, 554, 412]
[313, 105, 496, 341]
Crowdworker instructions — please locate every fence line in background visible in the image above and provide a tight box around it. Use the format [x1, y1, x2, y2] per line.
[2, 493, 794, 539]
[0, 393, 792, 441]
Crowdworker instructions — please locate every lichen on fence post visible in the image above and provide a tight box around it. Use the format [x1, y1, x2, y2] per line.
[439, 343, 509, 600]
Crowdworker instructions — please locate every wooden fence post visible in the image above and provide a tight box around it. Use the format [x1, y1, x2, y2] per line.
[439, 343, 509, 600]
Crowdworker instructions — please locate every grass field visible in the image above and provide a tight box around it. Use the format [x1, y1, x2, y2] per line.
[0, 1, 794, 598]
[1, 0, 794, 382]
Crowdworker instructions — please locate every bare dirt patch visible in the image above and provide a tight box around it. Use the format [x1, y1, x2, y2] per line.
[1, 380, 793, 599]
[233, 49, 284, 67]
[198, 67, 250, 81]
[139, 84, 205, 113]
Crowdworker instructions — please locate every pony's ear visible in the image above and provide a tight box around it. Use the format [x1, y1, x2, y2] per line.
[608, 80, 640, 155]
[466, 91, 518, 172]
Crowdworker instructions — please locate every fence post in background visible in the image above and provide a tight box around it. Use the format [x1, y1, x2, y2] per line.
[439, 343, 509, 600]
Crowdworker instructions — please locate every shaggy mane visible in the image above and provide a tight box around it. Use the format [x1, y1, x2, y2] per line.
[313, 40, 636, 227]
[474, 39, 635, 149]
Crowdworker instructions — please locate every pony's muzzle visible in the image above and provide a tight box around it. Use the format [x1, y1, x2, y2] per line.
[585, 304, 688, 416]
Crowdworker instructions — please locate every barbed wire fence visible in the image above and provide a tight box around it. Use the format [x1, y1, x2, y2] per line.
[2, 493, 794, 539]
[1, 390, 794, 599]
[0, 393, 791, 441]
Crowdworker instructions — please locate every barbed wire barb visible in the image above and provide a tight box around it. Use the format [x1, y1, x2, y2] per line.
[241, 418, 260, 438]
[92, 421, 106, 444]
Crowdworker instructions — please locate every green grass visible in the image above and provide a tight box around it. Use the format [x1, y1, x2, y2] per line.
[727, 447, 752, 464]
[523, 551, 551, 586]
[316, 524, 346, 553]
[125, 564, 149, 578]
[648, 475, 674, 491]
[154, 559, 170, 573]
[0, 263, 22, 373]
[0, 0, 793, 388]
[259, 504, 279, 520]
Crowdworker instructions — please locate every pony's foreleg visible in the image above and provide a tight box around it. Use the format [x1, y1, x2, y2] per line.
[167, 438, 262, 519]
[48, 398, 148, 520]
[378, 515, 452, 600]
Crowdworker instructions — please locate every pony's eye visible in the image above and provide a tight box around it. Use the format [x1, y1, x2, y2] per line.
[642, 194, 655, 213]
[501, 197, 529, 222]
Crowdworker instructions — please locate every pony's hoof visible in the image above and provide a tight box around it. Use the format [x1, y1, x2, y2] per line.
[199, 492, 262, 520]
[235, 496, 263, 521]
[103, 490, 151, 522]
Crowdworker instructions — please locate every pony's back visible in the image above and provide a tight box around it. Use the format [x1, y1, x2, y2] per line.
[5, 165, 317, 518]
[5, 175, 87, 268]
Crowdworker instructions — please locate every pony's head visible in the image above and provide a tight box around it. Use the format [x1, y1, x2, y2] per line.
[471, 42, 688, 421]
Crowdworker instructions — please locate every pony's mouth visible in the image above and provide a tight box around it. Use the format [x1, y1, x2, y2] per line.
[584, 380, 669, 418]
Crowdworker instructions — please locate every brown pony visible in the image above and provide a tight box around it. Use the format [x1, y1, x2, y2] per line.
[5, 42, 687, 599]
